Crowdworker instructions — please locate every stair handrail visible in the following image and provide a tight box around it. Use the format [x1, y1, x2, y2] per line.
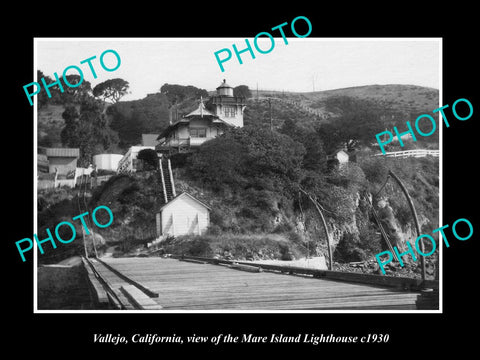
[167, 158, 176, 198]
[158, 158, 168, 204]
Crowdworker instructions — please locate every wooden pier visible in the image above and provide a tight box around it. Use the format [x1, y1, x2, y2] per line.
[84, 256, 438, 311]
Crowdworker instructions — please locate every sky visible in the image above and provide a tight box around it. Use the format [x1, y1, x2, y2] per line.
[35, 38, 441, 102]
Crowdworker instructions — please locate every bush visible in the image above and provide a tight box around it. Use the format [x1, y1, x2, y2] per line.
[137, 149, 159, 170]
[186, 237, 212, 256]
[360, 157, 389, 184]
[169, 152, 192, 169]
[333, 232, 366, 263]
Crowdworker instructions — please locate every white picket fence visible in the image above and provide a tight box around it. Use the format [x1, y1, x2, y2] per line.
[374, 149, 440, 158]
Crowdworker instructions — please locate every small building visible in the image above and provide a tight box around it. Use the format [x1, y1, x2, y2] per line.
[155, 192, 211, 237]
[117, 146, 156, 174]
[93, 154, 124, 172]
[326, 149, 349, 164]
[43, 148, 80, 175]
[156, 80, 246, 153]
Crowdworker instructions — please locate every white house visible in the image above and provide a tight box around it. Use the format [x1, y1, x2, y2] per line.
[156, 80, 247, 153]
[93, 154, 124, 171]
[155, 192, 211, 237]
[117, 146, 156, 174]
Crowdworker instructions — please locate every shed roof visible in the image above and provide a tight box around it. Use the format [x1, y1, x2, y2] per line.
[157, 192, 211, 212]
[45, 148, 80, 158]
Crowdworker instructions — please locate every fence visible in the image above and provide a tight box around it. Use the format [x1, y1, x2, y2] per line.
[37, 174, 113, 190]
[37, 178, 76, 190]
[374, 149, 440, 158]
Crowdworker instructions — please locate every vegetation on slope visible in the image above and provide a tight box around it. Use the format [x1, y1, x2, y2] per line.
[37, 82, 439, 277]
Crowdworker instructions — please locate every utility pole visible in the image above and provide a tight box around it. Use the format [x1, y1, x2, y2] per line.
[268, 98, 273, 130]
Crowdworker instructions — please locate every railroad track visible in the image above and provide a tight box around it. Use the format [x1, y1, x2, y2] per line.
[82, 254, 439, 311]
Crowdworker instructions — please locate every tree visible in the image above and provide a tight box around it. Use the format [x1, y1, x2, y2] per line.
[302, 132, 327, 172]
[61, 74, 92, 104]
[93, 78, 129, 103]
[137, 149, 159, 171]
[187, 126, 305, 193]
[279, 119, 327, 172]
[37, 70, 63, 107]
[61, 98, 119, 166]
[160, 83, 209, 105]
[233, 85, 251, 98]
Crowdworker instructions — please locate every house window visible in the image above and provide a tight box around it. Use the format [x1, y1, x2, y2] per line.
[224, 106, 237, 117]
[190, 128, 206, 138]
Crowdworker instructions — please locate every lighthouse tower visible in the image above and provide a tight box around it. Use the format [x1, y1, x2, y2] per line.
[206, 79, 247, 127]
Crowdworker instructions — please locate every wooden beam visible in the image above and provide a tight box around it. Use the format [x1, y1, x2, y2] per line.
[81, 257, 110, 307]
[95, 257, 159, 298]
[173, 255, 438, 291]
[120, 285, 163, 310]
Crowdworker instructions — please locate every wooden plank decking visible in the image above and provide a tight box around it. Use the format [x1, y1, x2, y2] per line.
[97, 257, 420, 310]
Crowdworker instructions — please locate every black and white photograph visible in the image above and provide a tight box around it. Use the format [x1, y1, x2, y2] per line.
[33, 38, 442, 313]
[6, 5, 478, 355]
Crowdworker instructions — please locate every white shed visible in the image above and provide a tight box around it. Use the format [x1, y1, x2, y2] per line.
[327, 149, 349, 164]
[93, 154, 124, 171]
[156, 192, 211, 237]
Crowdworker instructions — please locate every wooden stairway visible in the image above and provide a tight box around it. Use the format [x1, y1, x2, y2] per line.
[159, 158, 176, 203]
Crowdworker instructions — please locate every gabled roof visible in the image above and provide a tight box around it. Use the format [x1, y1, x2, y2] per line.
[157, 192, 211, 212]
[185, 98, 216, 118]
[157, 98, 235, 140]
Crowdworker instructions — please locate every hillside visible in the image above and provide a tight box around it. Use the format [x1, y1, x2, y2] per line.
[303, 84, 438, 113]
[37, 84, 439, 153]
[247, 84, 439, 152]
[36, 83, 440, 278]
[38, 104, 71, 147]
[37, 149, 439, 279]
[257, 84, 438, 114]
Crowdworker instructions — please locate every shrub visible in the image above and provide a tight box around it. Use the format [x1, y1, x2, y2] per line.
[360, 157, 389, 184]
[333, 232, 366, 263]
[137, 149, 159, 170]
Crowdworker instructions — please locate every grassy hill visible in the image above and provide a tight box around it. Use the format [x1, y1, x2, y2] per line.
[246, 84, 439, 152]
[303, 84, 438, 112]
[257, 84, 438, 114]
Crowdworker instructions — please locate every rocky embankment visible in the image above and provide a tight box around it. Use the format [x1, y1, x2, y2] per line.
[333, 257, 438, 280]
